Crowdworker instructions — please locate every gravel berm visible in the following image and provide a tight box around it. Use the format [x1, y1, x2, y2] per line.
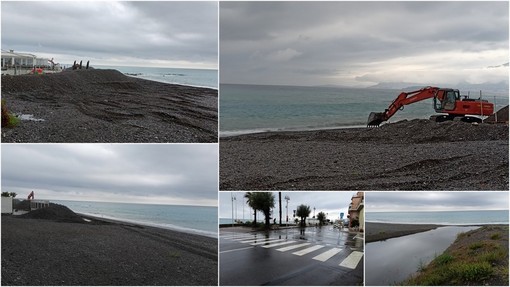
[365, 222, 444, 243]
[1, 213, 218, 285]
[220, 119, 508, 190]
[1, 69, 217, 143]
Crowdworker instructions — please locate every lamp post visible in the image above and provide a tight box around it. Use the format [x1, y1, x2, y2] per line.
[231, 193, 236, 227]
[284, 195, 290, 227]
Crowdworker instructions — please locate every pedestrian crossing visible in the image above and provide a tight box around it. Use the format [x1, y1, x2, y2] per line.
[221, 233, 363, 269]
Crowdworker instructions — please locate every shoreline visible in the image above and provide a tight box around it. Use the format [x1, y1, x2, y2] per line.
[1, 214, 218, 285]
[77, 212, 217, 239]
[365, 222, 507, 243]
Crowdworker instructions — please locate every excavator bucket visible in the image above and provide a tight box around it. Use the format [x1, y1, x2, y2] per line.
[367, 112, 386, 127]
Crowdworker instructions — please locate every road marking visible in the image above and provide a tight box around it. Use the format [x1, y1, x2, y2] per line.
[292, 245, 324, 256]
[220, 246, 254, 254]
[312, 247, 342, 262]
[227, 235, 257, 241]
[276, 243, 311, 252]
[339, 251, 363, 269]
[250, 239, 286, 245]
[240, 237, 276, 244]
[221, 234, 255, 240]
[261, 241, 296, 248]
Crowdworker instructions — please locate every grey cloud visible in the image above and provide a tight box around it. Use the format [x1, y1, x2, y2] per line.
[220, 1, 508, 86]
[1, 144, 218, 205]
[366, 192, 509, 212]
[1, 1, 217, 66]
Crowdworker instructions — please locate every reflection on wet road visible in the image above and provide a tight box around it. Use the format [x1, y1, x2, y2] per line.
[220, 226, 364, 286]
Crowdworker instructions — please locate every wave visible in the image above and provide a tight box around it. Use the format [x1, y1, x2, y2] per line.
[220, 123, 367, 137]
[77, 211, 217, 239]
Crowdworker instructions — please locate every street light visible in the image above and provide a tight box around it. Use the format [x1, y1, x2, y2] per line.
[231, 193, 236, 227]
[284, 195, 290, 227]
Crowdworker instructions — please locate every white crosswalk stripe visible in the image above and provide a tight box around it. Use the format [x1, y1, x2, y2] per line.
[261, 241, 296, 248]
[240, 237, 276, 244]
[312, 248, 342, 262]
[339, 251, 363, 269]
[250, 239, 286, 245]
[292, 245, 324, 256]
[221, 233, 363, 266]
[276, 242, 311, 252]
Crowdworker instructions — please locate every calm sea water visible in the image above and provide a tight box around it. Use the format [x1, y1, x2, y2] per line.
[54, 200, 217, 238]
[366, 210, 509, 225]
[220, 84, 508, 136]
[95, 65, 218, 89]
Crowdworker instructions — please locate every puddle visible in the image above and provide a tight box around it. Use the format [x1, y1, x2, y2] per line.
[17, 114, 45, 121]
[365, 226, 479, 286]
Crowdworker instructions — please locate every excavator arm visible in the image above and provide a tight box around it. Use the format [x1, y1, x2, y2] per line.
[367, 86, 440, 126]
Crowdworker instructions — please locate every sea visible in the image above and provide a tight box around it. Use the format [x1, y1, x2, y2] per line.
[94, 65, 218, 89]
[366, 210, 509, 225]
[220, 84, 509, 136]
[53, 200, 217, 238]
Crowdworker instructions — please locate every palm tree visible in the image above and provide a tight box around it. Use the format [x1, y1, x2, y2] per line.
[251, 192, 275, 228]
[279, 192, 282, 225]
[296, 204, 311, 227]
[244, 192, 257, 227]
[317, 212, 326, 226]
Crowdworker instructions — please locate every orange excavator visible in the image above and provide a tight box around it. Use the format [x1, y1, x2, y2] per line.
[367, 86, 494, 127]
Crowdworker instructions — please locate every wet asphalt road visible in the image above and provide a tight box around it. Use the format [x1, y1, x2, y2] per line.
[219, 226, 364, 286]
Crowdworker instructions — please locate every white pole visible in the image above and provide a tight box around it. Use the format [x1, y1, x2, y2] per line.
[480, 90, 483, 118]
[494, 96, 497, 123]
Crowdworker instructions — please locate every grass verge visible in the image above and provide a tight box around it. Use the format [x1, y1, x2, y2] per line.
[402, 225, 509, 286]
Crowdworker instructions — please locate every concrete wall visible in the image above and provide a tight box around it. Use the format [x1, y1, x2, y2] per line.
[1, 197, 13, 214]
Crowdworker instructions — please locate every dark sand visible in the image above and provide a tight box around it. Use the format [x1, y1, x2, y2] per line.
[365, 222, 443, 243]
[1, 69, 217, 143]
[220, 119, 508, 190]
[1, 215, 218, 286]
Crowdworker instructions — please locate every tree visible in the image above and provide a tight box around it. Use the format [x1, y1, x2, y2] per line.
[251, 192, 275, 228]
[296, 204, 311, 227]
[1, 192, 9, 197]
[317, 212, 326, 226]
[244, 192, 257, 227]
[9, 192, 16, 198]
[1, 192, 16, 198]
[279, 192, 282, 225]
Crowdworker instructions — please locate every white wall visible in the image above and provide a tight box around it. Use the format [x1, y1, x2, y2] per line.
[1, 197, 13, 214]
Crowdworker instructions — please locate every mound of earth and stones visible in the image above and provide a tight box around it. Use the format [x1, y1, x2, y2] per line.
[1, 69, 218, 143]
[18, 203, 84, 223]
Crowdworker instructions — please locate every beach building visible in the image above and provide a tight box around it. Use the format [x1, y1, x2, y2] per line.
[348, 192, 364, 231]
[1, 196, 13, 214]
[1, 49, 60, 75]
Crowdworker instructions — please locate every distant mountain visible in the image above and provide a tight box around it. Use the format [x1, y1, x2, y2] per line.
[367, 82, 436, 90]
[368, 81, 509, 94]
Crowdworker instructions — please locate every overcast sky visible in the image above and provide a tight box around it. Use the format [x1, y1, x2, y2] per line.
[367, 192, 509, 212]
[1, 1, 218, 69]
[219, 192, 357, 221]
[220, 1, 509, 86]
[1, 144, 218, 206]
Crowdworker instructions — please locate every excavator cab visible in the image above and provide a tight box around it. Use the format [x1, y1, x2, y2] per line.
[434, 89, 459, 112]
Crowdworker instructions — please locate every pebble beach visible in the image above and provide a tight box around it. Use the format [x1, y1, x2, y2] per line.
[1, 69, 218, 143]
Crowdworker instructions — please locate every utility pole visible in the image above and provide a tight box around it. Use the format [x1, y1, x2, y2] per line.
[284, 195, 290, 227]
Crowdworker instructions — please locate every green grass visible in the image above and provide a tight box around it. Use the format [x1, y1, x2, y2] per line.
[491, 233, 501, 240]
[469, 242, 484, 250]
[402, 226, 508, 285]
[434, 253, 454, 265]
[1, 99, 19, 128]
